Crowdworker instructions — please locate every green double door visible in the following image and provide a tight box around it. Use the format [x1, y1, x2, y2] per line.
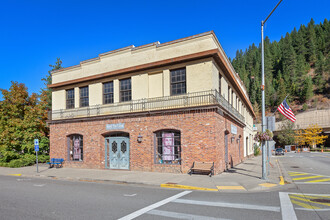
[105, 137, 130, 170]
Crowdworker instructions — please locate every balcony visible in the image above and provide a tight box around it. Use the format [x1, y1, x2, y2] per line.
[50, 90, 245, 123]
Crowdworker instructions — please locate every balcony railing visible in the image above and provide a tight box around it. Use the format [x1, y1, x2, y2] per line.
[50, 90, 245, 123]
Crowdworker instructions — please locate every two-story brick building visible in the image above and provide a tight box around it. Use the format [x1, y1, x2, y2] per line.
[48, 31, 255, 174]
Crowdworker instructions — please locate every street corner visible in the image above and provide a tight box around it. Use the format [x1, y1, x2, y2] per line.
[160, 183, 218, 192]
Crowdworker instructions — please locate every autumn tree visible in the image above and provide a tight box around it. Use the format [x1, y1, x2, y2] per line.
[0, 82, 49, 166]
[302, 124, 327, 148]
[294, 129, 305, 146]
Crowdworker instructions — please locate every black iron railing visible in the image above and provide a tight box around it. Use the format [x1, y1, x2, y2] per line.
[50, 90, 245, 123]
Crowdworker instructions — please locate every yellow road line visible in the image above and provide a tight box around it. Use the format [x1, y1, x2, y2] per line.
[307, 178, 330, 183]
[292, 175, 324, 181]
[290, 195, 330, 207]
[161, 184, 218, 191]
[289, 173, 309, 176]
[8, 174, 22, 176]
[217, 186, 246, 190]
[259, 183, 277, 187]
[290, 199, 321, 209]
[293, 194, 330, 199]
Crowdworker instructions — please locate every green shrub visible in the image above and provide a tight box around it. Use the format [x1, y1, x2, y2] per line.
[38, 155, 50, 163]
[254, 144, 260, 156]
[0, 153, 50, 168]
[8, 159, 25, 168]
[302, 103, 308, 111]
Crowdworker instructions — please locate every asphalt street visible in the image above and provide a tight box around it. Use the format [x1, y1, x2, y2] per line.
[0, 152, 329, 220]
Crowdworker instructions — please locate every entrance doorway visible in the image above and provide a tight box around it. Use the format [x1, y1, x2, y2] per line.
[105, 133, 130, 170]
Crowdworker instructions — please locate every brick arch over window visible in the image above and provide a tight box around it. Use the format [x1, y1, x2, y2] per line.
[67, 134, 83, 161]
[153, 129, 181, 165]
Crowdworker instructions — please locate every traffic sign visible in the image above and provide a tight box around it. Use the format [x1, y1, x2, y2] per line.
[34, 139, 39, 173]
[34, 139, 39, 152]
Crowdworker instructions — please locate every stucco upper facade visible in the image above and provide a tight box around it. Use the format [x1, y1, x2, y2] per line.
[50, 31, 255, 127]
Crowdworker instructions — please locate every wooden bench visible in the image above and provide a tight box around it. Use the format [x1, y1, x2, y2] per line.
[189, 162, 214, 177]
[47, 158, 64, 168]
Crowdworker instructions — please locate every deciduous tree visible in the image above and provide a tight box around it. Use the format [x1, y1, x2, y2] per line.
[302, 124, 327, 148]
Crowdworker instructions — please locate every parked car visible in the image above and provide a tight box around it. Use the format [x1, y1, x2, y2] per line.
[275, 148, 284, 156]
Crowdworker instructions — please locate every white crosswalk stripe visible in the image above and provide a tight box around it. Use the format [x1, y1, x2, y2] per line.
[148, 210, 230, 220]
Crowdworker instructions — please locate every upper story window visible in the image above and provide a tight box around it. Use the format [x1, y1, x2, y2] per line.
[103, 81, 114, 104]
[120, 78, 131, 102]
[66, 89, 75, 109]
[228, 87, 230, 103]
[170, 68, 186, 95]
[219, 74, 222, 95]
[231, 90, 234, 106]
[80, 86, 89, 107]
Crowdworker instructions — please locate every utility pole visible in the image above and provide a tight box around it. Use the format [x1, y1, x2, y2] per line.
[261, 0, 283, 180]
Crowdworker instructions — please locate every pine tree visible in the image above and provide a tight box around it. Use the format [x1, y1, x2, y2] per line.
[314, 51, 327, 93]
[231, 18, 328, 116]
[302, 76, 313, 101]
[305, 19, 317, 64]
[40, 58, 62, 112]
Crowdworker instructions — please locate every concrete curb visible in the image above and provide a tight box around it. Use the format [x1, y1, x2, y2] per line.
[161, 184, 218, 191]
[276, 158, 293, 184]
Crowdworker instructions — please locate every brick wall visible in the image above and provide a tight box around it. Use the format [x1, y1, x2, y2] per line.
[49, 109, 244, 174]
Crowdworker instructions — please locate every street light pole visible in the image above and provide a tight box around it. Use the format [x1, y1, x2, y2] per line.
[261, 0, 283, 180]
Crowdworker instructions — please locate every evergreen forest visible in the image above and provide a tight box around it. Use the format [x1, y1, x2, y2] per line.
[231, 18, 330, 120]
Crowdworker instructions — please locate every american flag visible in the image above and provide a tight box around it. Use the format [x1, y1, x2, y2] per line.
[277, 99, 296, 122]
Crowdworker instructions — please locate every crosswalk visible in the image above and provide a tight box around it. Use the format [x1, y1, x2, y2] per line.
[289, 193, 330, 211]
[119, 190, 330, 220]
[288, 171, 330, 183]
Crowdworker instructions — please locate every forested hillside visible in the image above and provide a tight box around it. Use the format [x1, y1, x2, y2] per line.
[231, 18, 329, 120]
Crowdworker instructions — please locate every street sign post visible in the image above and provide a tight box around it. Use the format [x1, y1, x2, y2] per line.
[34, 139, 39, 173]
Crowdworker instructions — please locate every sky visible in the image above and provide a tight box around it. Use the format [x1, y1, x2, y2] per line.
[0, 0, 329, 96]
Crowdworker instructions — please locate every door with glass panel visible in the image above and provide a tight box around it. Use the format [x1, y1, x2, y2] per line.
[105, 137, 130, 170]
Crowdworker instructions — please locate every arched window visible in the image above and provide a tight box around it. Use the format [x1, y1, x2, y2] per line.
[67, 134, 83, 161]
[154, 130, 181, 165]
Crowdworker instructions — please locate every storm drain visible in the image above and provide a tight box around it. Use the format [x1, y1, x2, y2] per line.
[310, 199, 330, 203]
[290, 166, 300, 168]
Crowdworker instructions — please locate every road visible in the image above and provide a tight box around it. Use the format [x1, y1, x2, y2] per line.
[278, 152, 330, 220]
[0, 152, 329, 220]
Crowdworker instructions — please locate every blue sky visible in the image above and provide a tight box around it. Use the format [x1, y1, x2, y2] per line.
[0, 0, 329, 96]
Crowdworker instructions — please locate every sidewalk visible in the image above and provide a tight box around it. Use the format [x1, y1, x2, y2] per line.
[0, 156, 292, 193]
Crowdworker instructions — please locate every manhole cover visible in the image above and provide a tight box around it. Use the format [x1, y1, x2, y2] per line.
[291, 166, 300, 168]
[310, 199, 330, 203]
